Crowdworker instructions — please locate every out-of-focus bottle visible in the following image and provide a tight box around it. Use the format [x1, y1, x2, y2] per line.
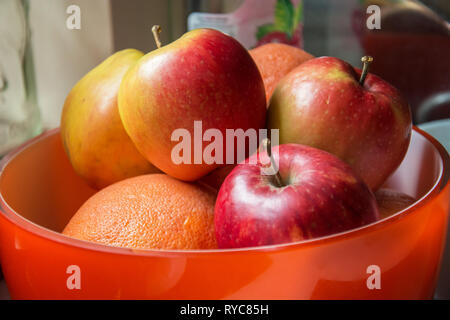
[0, 0, 41, 155]
[185, 0, 304, 49]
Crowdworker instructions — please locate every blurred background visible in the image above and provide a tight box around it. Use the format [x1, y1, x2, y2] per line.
[0, 0, 449, 155]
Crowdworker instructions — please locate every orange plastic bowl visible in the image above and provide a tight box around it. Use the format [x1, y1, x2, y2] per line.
[0, 128, 449, 300]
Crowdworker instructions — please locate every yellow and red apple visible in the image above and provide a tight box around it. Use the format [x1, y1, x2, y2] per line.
[118, 29, 267, 181]
[61, 49, 159, 189]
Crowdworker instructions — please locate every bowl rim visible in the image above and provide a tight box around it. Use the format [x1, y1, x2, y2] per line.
[0, 127, 449, 257]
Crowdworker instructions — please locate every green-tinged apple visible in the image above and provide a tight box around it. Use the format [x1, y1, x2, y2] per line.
[61, 49, 159, 189]
[267, 56, 412, 190]
[215, 141, 380, 248]
[118, 27, 267, 181]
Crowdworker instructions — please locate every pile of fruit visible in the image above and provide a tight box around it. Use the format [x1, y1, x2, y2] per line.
[60, 27, 413, 250]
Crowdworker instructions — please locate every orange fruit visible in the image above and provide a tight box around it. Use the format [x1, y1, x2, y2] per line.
[63, 174, 218, 250]
[249, 43, 314, 103]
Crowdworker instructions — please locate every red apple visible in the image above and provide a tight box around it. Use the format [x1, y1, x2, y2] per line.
[214, 143, 380, 248]
[267, 56, 412, 190]
[118, 28, 266, 181]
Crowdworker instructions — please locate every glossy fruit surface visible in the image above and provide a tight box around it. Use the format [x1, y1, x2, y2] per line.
[61, 49, 159, 189]
[268, 56, 412, 190]
[118, 29, 266, 181]
[215, 144, 379, 248]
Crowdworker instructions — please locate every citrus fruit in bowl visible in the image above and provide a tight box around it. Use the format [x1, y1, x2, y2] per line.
[63, 174, 217, 250]
[0, 128, 448, 299]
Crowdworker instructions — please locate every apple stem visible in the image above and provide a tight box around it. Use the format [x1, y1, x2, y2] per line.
[359, 56, 373, 86]
[152, 25, 162, 49]
[261, 138, 284, 187]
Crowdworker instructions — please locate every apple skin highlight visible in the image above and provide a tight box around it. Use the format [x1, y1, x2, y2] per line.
[118, 29, 267, 181]
[61, 49, 159, 189]
[267, 56, 412, 190]
[214, 144, 380, 249]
